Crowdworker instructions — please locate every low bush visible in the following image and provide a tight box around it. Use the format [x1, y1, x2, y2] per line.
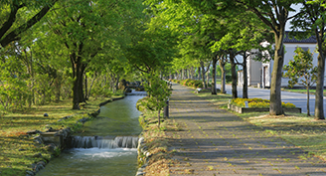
[226, 75, 232, 83]
[173, 79, 204, 88]
[231, 98, 296, 108]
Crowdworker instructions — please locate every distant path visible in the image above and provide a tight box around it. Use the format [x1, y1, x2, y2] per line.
[217, 84, 326, 116]
[168, 83, 326, 175]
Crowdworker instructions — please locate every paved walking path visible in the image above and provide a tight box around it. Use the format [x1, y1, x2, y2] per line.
[167, 83, 326, 176]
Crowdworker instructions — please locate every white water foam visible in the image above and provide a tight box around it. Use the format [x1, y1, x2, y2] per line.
[71, 136, 139, 149]
[70, 148, 137, 159]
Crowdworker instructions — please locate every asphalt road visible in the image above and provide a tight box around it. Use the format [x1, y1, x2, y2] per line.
[217, 84, 326, 116]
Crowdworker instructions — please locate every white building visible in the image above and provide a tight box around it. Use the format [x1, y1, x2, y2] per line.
[238, 32, 321, 88]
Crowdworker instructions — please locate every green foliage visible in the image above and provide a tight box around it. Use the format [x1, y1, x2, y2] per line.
[180, 79, 204, 88]
[53, 147, 61, 157]
[217, 63, 231, 77]
[225, 75, 232, 83]
[143, 73, 171, 127]
[0, 58, 29, 113]
[91, 85, 112, 98]
[283, 47, 317, 116]
[144, 73, 171, 112]
[136, 97, 151, 112]
[283, 47, 317, 88]
[0, 0, 57, 48]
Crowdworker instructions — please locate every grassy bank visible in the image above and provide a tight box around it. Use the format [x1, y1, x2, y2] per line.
[0, 95, 123, 176]
[195, 88, 326, 162]
[136, 97, 181, 176]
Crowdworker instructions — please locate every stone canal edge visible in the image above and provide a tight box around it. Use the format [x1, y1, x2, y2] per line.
[24, 96, 125, 176]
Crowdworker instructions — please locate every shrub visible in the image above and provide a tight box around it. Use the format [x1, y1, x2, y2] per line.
[231, 98, 296, 108]
[193, 80, 203, 88]
[283, 102, 296, 108]
[173, 79, 204, 88]
[226, 75, 232, 83]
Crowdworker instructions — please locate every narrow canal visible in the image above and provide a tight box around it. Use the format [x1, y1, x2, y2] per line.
[37, 93, 144, 176]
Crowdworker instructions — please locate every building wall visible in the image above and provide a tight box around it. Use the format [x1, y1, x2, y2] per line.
[262, 63, 271, 87]
[249, 50, 262, 86]
[280, 43, 320, 87]
[238, 71, 243, 86]
[248, 42, 326, 88]
[247, 49, 262, 86]
[261, 48, 271, 88]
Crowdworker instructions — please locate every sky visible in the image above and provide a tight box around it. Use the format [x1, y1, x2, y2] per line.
[286, 4, 302, 31]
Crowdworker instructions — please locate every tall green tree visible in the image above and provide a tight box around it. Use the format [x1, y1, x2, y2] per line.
[146, 0, 269, 98]
[144, 73, 171, 127]
[233, 0, 300, 115]
[37, 0, 144, 109]
[291, 0, 326, 119]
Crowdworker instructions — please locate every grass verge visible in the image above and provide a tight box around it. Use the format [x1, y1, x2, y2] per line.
[195, 90, 326, 161]
[0, 95, 123, 176]
[283, 88, 326, 96]
[137, 97, 181, 176]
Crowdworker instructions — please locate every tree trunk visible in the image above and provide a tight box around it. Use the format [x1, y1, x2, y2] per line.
[314, 33, 325, 119]
[243, 52, 248, 98]
[31, 53, 35, 105]
[84, 74, 88, 100]
[26, 51, 33, 107]
[192, 67, 195, 79]
[42, 91, 46, 105]
[115, 74, 120, 91]
[200, 62, 207, 88]
[55, 74, 62, 102]
[205, 62, 211, 88]
[211, 56, 218, 95]
[219, 58, 226, 94]
[206, 69, 210, 88]
[198, 67, 201, 80]
[71, 58, 86, 109]
[269, 32, 285, 115]
[72, 73, 82, 109]
[78, 65, 86, 103]
[230, 52, 237, 99]
[182, 69, 184, 80]
[158, 109, 161, 128]
[307, 85, 310, 116]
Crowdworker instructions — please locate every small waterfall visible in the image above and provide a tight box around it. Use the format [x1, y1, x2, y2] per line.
[71, 136, 139, 149]
[126, 90, 147, 96]
[114, 136, 139, 148]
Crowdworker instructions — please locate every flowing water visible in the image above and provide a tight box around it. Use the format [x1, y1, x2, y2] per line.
[37, 93, 145, 176]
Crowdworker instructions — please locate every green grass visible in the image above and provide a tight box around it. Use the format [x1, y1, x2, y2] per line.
[194, 91, 326, 161]
[283, 88, 326, 96]
[246, 113, 326, 159]
[196, 92, 232, 107]
[215, 78, 232, 84]
[0, 95, 123, 176]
